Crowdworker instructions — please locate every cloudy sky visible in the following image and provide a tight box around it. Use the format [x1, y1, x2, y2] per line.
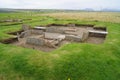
[0, 0, 120, 10]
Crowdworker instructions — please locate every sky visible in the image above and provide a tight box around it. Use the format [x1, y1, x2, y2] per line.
[0, 0, 120, 10]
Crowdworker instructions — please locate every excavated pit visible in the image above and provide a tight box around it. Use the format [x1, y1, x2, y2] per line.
[0, 24, 108, 52]
[7, 30, 23, 35]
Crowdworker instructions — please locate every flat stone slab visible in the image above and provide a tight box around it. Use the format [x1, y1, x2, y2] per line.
[44, 32, 65, 40]
[34, 27, 46, 30]
[88, 30, 108, 37]
[88, 30, 108, 34]
[46, 27, 65, 33]
[31, 30, 43, 35]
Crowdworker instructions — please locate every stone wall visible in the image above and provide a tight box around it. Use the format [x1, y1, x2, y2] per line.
[65, 35, 82, 42]
[26, 37, 45, 46]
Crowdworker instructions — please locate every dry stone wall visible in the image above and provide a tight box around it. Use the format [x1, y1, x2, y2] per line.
[65, 35, 82, 42]
[26, 37, 45, 46]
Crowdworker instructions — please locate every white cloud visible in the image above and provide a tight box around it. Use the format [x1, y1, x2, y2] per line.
[0, 0, 120, 10]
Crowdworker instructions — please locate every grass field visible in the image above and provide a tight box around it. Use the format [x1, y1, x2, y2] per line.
[0, 12, 120, 80]
[42, 12, 120, 23]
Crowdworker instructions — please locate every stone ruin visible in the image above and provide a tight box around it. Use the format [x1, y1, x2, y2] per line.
[15, 24, 108, 52]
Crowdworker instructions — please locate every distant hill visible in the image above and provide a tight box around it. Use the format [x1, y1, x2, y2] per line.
[101, 8, 120, 12]
[0, 8, 83, 13]
[0, 8, 15, 13]
[82, 8, 95, 11]
[0, 8, 120, 13]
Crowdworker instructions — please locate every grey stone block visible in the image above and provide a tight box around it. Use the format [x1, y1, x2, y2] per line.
[82, 31, 89, 41]
[22, 24, 30, 31]
[24, 30, 32, 37]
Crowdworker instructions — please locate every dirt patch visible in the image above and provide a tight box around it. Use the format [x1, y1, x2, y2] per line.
[85, 37, 105, 44]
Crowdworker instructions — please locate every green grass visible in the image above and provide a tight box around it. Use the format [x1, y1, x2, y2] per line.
[0, 12, 120, 80]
